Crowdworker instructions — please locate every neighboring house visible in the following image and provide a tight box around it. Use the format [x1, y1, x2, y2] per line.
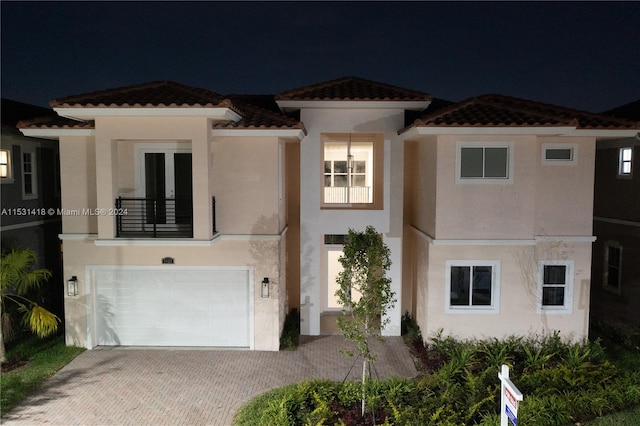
[17, 78, 640, 350]
[1, 99, 63, 316]
[590, 100, 640, 329]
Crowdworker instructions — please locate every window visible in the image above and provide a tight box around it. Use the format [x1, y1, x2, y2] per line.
[22, 150, 37, 198]
[456, 142, 513, 183]
[604, 242, 622, 294]
[446, 260, 500, 313]
[618, 147, 633, 177]
[321, 133, 383, 208]
[538, 261, 573, 313]
[542, 143, 578, 165]
[0, 149, 11, 180]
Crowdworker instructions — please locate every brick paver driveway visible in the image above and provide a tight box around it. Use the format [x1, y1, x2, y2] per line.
[2, 336, 417, 425]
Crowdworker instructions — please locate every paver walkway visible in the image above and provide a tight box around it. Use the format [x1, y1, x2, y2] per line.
[2, 336, 417, 425]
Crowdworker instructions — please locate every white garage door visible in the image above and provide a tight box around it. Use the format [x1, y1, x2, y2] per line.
[93, 268, 252, 348]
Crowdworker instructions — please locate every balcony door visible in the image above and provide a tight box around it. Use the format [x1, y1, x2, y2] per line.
[136, 144, 192, 228]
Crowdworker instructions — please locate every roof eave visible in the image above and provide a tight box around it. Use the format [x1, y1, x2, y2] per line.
[276, 100, 430, 112]
[20, 128, 95, 140]
[211, 128, 306, 139]
[54, 107, 242, 121]
[400, 126, 578, 137]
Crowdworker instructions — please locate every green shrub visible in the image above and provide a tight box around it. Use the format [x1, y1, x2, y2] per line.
[279, 308, 300, 350]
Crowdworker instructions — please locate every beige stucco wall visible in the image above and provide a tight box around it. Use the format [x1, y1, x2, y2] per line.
[63, 237, 284, 351]
[58, 116, 291, 351]
[535, 137, 595, 236]
[417, 242, 592, 342]
[434, 135, 537, 239]
[59, 136, 97, 234]
[404, 133, 596, 342]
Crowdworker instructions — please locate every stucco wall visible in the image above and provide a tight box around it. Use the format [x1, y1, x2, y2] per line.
[419, 242, 592, 342]
[434, 135, 537, 239]
[63, 237, 283, 351]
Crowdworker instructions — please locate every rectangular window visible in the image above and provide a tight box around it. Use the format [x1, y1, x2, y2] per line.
[618, 147, 633, 177]
[545, 148, 573, 161]
[446, 260, 500, 313]
[538, 261, 573, 313]
[456, 142, 513, 183]
[604, 242, 622, 294]
[0, 149, 11, 180]
[321, 133, 383, 209]
[22, 150, 37, 198]
[542, 143, 578, 166]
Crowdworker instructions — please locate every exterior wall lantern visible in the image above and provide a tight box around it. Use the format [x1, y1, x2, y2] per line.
[0, 150, 9, 178]
[67, 276, 78, 297]
[261, 277, 269, 298]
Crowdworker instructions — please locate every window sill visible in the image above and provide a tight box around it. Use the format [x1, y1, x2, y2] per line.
[445, 306, 499, 314]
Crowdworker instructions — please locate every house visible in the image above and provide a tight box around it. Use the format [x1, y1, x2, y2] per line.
[1, 99, 63, 318]
[590, 100, 640, 329]
[17, 78, 640, 350]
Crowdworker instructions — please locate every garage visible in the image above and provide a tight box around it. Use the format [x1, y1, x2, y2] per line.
[91, 267, 253, 348]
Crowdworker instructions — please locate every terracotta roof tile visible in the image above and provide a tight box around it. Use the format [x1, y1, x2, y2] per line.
[276, 76, 432, 102]
[215, 95, 306, 131]
[50, 81, 229, 108]
[17, 115, 95, 129]
[410, 94, 640, 130]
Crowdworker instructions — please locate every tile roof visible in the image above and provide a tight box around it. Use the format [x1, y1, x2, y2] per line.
[407, 94, 640, 131]
[276, 76, 432, 102]
[214, 95, 305, 131]
[50, 81, 230, 108]
[17, 115, 95, 130]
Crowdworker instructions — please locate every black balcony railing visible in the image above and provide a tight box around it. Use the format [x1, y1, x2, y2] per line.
[115, 197, 193, 238]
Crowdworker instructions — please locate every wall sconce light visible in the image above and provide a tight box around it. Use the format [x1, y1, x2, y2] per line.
[67, 276, 78, 297]
[261, 277, 269, 298]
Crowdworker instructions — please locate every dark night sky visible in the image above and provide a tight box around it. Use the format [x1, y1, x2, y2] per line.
[1, 1, 639, 113]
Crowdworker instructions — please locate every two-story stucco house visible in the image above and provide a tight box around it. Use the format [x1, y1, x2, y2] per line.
[18, 77, 640, 350]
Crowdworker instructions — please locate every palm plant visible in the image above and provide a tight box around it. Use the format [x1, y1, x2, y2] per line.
[1, 248, 60, 363]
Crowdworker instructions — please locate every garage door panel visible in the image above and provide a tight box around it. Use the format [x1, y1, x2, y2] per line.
[94, 268, 251, 347]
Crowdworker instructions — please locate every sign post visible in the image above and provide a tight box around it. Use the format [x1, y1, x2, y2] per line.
[498, 364, 523, 426]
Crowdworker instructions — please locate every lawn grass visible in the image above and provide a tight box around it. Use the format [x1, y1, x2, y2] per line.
[1, 334, 85, 416]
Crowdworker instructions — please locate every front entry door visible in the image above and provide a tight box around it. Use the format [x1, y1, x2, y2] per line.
[324, 245, 362, 311]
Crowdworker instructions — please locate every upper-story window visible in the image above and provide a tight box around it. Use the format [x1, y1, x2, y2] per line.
[0, 149, 11, 181]
[22, 150, 37, 199]
[456, 142, 514, 184]
[321, 133, 383, 209]
[542, 143, 578, 166]
[618, 147, 633, 177]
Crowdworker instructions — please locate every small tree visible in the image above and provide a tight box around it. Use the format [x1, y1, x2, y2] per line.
[1, 248, 60, 363]
[335, 226, 396, 416]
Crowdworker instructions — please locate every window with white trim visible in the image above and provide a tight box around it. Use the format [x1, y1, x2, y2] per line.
[603, 242, 622, 294]
[22, 150, 37, 198]
[0, 149, 11, 180]
[446, 260, 500, 313]
[542, 143, 578, 165]
[456, 142, 513, 183]
[618, 147, 633, 177]
[538, 260, 573, 313]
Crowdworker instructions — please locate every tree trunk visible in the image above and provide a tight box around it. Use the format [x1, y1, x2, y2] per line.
[361, 357, 367, 416]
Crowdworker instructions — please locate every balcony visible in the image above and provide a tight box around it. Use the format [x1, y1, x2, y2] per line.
[323, 186, 371, 204]
[115, 197, 216, 238]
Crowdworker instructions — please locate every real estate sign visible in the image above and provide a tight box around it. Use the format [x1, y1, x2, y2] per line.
[498, 365, 523, 426]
